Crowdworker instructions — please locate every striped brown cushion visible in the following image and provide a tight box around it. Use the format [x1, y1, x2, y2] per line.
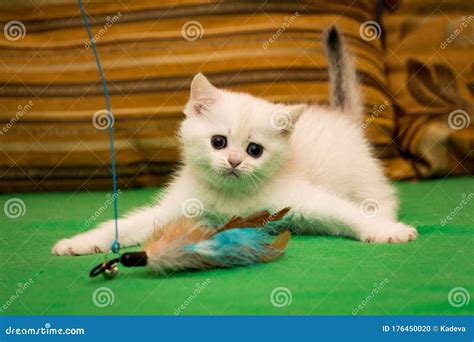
[384, 0, 474, 179]
[0, 0, 397, 192]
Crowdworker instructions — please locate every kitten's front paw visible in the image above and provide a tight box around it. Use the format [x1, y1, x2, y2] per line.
[52, 235, 110, 256]
[360, 222, 418, 243]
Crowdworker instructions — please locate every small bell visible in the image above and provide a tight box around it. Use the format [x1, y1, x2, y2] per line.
[89, 252, 148, 278]
[103, 261, 119, 279]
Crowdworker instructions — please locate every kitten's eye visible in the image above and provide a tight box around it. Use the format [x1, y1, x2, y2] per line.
[246, 143, 263, 158]
[211, 135, 227, 149]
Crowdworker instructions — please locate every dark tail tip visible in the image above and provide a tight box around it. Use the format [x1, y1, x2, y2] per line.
[324, 26, 344, 63]
[323, 26, 345, 110]
[325, 26, 341, 50]
[322, 25, 362, 120]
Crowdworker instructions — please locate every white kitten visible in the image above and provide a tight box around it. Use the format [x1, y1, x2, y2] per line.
[53, 27, 417, 256]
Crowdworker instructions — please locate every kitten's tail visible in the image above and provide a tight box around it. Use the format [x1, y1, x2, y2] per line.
[323, 26, 363, 121]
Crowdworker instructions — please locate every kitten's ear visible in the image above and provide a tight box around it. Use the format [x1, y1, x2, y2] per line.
[184, 73, 220, 116]
[272, 105, 306, 134]
[286, 105, 306, 123]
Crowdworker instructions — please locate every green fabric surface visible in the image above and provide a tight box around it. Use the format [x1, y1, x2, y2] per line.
[1, 178, 473, 315]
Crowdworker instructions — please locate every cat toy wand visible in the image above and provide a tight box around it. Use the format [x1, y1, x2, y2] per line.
[78, 0, 121, 266]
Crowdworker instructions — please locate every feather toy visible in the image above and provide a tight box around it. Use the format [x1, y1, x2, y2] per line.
[90, 208, 291, 278]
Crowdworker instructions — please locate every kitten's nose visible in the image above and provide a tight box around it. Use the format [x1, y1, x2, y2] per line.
[227, 153, 242, 168]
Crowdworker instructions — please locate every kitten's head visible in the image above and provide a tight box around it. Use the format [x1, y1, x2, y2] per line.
[180, 73, 305, 193]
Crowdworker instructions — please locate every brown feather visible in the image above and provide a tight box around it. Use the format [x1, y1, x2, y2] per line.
[260, 230, 291, 263]
[143, 218, 214, 256]
[218, 207, 291, 232]
[270, 230, 291, 251]
[268, 207, 291, 222]
[219, 211, 272, 231]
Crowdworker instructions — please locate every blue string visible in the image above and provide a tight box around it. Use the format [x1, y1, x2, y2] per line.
[78, 0, 120, 253]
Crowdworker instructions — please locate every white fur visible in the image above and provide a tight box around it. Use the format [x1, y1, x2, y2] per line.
[53, 74, 417, 256]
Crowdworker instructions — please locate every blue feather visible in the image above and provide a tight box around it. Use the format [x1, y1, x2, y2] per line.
[184, 228, 279, 267]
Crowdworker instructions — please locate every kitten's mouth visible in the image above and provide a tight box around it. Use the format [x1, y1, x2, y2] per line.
[228, 169, 240, 178]
[215, 167, 242, 180]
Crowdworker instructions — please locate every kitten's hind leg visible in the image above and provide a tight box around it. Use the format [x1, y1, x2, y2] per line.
[269, 179, 417, 243]
[354, 180, 399, 221]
